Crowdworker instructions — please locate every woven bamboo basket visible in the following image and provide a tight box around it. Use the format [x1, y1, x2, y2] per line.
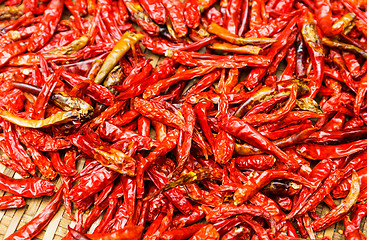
[0, 48, 366, 240]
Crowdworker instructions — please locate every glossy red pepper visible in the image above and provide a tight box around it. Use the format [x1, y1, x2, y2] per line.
[0, 196, 25, 209]
[5, 187, 63, 240]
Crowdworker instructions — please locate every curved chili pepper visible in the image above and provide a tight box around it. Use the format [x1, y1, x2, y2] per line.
[5, 187, 63, 240]
[133, 98, 184, 129]
[312, 170, 360, 231]
[235, 155, 275, 170]
[300, 11, 324, 99]
[0, 196, 25, 209]
[0, 171, 55, 198]
[123, 0, 160, 35]
[296, 140, 367, 160]
[94, 31, 143, 84]
[218, 113, 299, 169]
[69, 134, 136, 176]
[233, 170, 313, 205]
[333, 167, 367, 199]
[296, 169, 344, 217]
[0, 109, 79, 128]
[27, 0, 64, 52]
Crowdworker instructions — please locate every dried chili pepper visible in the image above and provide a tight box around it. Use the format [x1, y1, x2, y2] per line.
[5, 187, 63, 240]
[94, 31, 143, 84]
[312, 170, 360, 231]
[0, 196, 25, 210]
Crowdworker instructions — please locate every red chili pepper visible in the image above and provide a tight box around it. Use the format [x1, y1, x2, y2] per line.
[27, 0, 64, 52]
[5, 187, 63, 239]
[137, 129, 179, 197]
[147, 167, 194, 215]
[26, 146, 57, 180]
[49, 151, 77, 177]
[85, 225, 144, 240]
[0, 39, 28, 67]
[312, 170, 360, 231]
[235, 155, 275, 170]
[0, 196, 25, 209]
[297, 140, 367, 160]
[69, 134, 136, 176]
[300, 11, 324, 99]
[345, 216, 366, 240]
[234, 170, 313, 205]
[218, 113, 299, 169]
[189, 224, 220, 240]
[0, 120, 36, 176]
[295, 169, 344, 217]
[133, 98, 184, 129]
[68, 166, 119, 202]
[184, 0, 200, 29]
[138, 0, 167, 24]
[333, 167, 367, 199]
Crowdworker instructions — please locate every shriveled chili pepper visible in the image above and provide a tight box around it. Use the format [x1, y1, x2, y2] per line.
[27, 0, 64, 52]
[312, 170, 360, 231]
[233, 170, 313, 205]
[123, 0, 160, 35]
[344, 216, 366, 240]
[0, 171, 55, 198]
[235, 155, 275, 170]
[218, 113, 299, 169]
[69, 134, 136, 176]
[300, 11, 324, 99]
[147, 167, 194, 215]
[351, 202, 367, 227]
[0, 39, 28, 67]
[137, 129, 179, 197]
[5, 187, 63, 240]
[85, 225, 144, 240]
[69, 166, 119, 202]
[297, 140, 367, 160]
[296, 169, 345, 217]
[333, 167, 367, 199]
[0, 196, 25, 209]
[133, 98, 184, 129]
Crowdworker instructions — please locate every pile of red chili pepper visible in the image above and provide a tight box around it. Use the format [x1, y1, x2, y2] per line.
[2, 0, 367, 239]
